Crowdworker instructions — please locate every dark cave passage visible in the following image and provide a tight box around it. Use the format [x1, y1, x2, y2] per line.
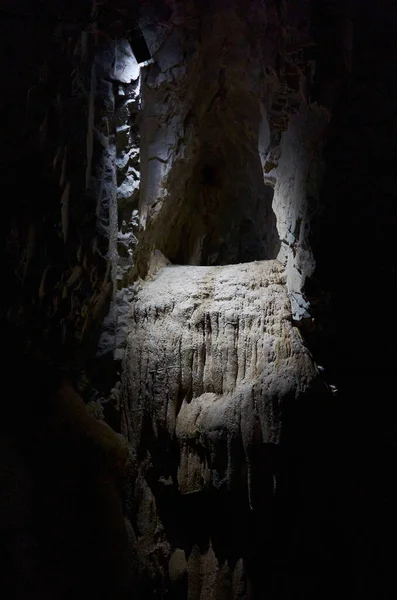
[167, 148, 280, 267]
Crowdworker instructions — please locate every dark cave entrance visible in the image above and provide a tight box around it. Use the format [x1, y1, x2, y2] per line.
[163, 151, 280, 268]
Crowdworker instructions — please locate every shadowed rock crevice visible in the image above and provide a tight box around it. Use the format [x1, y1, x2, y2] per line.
[166, 148, 280, 267]
[136, 2, 284, 274]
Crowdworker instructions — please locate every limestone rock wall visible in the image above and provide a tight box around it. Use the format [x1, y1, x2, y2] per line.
[268, 104, 329, 319]
[95, 39, 141, 367]
[1, 3, 111, 371]
[136, 0, 282, 272]
[134, 0, 332, 321]
[0, 3, 142, 597]
[1, 2, 142, 377]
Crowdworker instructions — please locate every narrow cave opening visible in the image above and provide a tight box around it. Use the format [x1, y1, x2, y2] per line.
[167, 155, 281, 267]
[137, 130, 281, 268]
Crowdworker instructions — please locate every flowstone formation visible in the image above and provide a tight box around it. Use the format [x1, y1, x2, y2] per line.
[125, 260, 320, 491]
[121, 259, 329, 597]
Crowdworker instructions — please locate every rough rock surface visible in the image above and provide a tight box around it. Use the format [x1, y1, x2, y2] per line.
[6, 0, 393, 598]
[126, 260, 318, 472]
[137, 1, 282, 272]
[134, 0, 331, 321]
[0, 3, 140, 597]
[115, 1, 339, 596]
[1, 4, 113, 371]
[121, 259, 328, 597]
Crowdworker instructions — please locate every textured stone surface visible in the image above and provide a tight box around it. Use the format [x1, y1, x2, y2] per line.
[95, 39, 141, 364]
[269, 104, 330, 319]
[0, 4, 140, 597]
[5, 1, 395, 598]
[136, 0, 282, 274]
[121, 259, 328, 597]
[133, 0, 332, 323]
[125, 261, 319, 486]
[116, 2, 337, 597]
[1, 3, 113, 371]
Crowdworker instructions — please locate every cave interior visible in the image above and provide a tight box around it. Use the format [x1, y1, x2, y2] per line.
[1, 0, 397, 598]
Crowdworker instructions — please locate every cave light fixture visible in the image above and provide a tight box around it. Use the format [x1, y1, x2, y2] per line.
[129, 27, 153, 67]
